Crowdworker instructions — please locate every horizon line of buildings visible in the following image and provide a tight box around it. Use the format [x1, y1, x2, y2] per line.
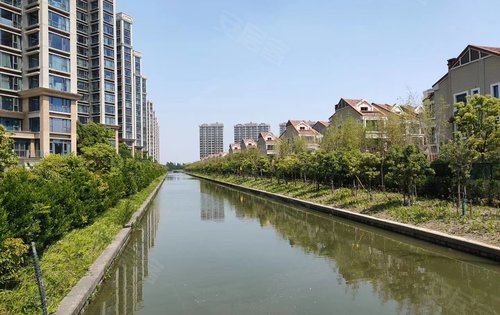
[0, 0, 160, 163]
[199, 44, 500, 161]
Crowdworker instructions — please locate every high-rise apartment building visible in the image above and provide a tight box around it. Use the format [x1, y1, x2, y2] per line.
[233, 122, 270, 143]
[0, 1, 161, 163]
[199, 123, 223, 160]
[0, 0, 80, 161]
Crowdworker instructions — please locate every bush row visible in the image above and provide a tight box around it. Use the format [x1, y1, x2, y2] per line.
[0, 143, 166, 287]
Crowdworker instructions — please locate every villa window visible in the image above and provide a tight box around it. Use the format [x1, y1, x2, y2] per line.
[491, 83, 500, 98]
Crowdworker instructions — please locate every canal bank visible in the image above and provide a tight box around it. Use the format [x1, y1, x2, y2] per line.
[81, 173, 500, 315]
[54, 175, 167, 315]
[189, 173, 500, 262]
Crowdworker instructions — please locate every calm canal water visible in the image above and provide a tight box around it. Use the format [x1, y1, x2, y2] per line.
[82, 173, 500, 315]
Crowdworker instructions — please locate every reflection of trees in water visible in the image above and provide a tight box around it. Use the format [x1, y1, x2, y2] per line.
[220, 186, 500, 315]
[200, 181, 225, 222]
[81, 204, 161, 315]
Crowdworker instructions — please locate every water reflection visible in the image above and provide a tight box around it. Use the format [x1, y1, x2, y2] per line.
[214, 186, 500, 315]
[82, 200, 160, 315]
[82, 176, 500, 315]
[200, 181, 225, 222]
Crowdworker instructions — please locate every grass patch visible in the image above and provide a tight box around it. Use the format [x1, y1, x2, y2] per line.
[0, 176, 165, 315]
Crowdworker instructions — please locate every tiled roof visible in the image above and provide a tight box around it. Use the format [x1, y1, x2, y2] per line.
[470, 45, 500, 56]
[286, 120, 321, 135]
[259, 132, 276, 142]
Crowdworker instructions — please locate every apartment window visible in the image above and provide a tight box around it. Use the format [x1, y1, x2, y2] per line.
[50, 139, 71, 155]
[49, 96, 71, 113]
[103, 24, 113, 35]
[0, 95, 21, 111]
[103, 1, 113, 12]
[0, 8, 21, 28]
[104, 59, 114, 69]
[27, 32, 38, 47]
[49, 11, 70, 32]
[105, 105, 114, 114]
[77, 34, 87, 45]
[28, 53, 39, 68]
[491, 83, 500, 98]
[77, 69, 88, 79]
[103, 47, 113, 58]
[76, 11, 87, 22]
[103, 12, 113, 24]
[2, 0, 21, 8]
[104, 69, 114, 80]
[48, 0, 69, 12]
[104, 92, 115, 103]
[77, 57, 88, 68]
[103, 35, 113, 46]
[90, 1, 98, 10]
[90, 12, 98, 21]
[0, 117, 21, 131]
[29, 97, 40, 111]
[28, 75, 39, 89]
[49, 74, 70, 92]
[0, 30, 21, 49]
[27, 11, 38, 26]
[29, 117, 40, 132]
[49, 32, 70, 52]
[0, 73, 21, 90]
[105, 115, 115, 125]
[50, 117, 71, 133]
[78, 116, 88, 124]
[91, 58, 99, 68]
[49, 53, 70, 72]
[78, 104, 89, 113]
[471, 88, 480, 96]
[77, 46, 87, 56]
[0, 51, 20, 69]
[76, 22, 88, 33]
[104, 81, 114, 92]
[454, 92, 468, 104]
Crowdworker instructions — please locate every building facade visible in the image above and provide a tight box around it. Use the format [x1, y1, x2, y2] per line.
[233, 122, 270, 143]
[426, 45, 500, 157]
[280, 120, 323, 151]
[0, 0, 80, 162]
[257, 132, 276, 156]
[199, 123, 223, 160]
[0, 1, 161, 163]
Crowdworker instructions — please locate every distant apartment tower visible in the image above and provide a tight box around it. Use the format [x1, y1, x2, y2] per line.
[0, 0, 81, 161]
[233, 122, 270, 143]
[199, 123, 223, 160]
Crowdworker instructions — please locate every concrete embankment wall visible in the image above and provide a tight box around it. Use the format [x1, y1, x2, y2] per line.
[55, 176, 167, 315]
[191, 174, 500, 262]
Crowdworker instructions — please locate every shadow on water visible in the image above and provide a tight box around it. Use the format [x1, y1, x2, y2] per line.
[82, 174, 500, 315]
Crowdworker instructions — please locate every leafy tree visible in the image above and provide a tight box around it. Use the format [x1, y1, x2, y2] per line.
[119, 143, 133, 159]
[386, 145, 434, 206]
[454, 95, 500, 161]
[0, 125, 17, 172]
[321, 118, 364, 152]
[81, 143, 120, 174]
[77, 121, 115, 153]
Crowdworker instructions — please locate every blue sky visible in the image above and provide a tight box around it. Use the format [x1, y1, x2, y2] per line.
[117, 0, 500, 163]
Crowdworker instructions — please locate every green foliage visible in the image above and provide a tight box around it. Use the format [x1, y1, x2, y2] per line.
[0, 126, 17, 173]
[454, 95, 500, 161]
[0, 148, 166, 287]
[166, 162, 184, 170]
[118, 143, 132, 159]
[81, 143, 119, 174]
[0, 177, 164, 314]
[0, 238, 28, 288]
[321, 118, 364, 152]
[386, 145, 434, 205]
[76, 121, 115, 153]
